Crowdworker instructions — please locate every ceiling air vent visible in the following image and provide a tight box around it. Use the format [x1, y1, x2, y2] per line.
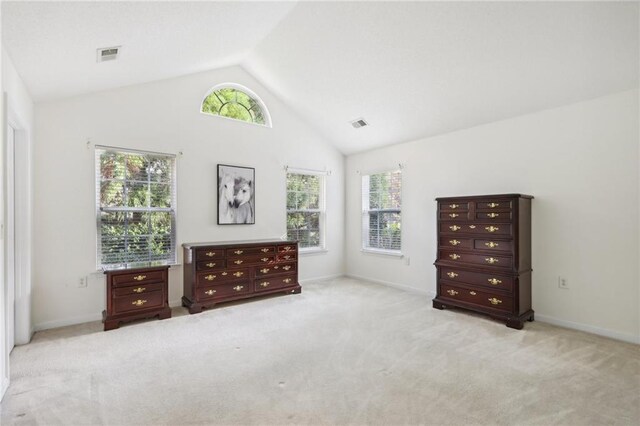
[97, 46, 120, 62]
[350, 118, 369, 129]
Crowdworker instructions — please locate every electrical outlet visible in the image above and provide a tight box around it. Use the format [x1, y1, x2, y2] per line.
[79, 277, 87, 288]
[558, 276, 569, 289]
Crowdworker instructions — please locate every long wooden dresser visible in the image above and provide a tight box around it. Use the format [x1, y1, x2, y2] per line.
[182, 239, 301, 314]
[103, 265, 172, 331]
[432, 194, 534, 329]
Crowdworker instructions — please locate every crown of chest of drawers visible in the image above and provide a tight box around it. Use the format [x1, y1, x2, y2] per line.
[433, 194, 533, 329]
[182, 240, 301, 314]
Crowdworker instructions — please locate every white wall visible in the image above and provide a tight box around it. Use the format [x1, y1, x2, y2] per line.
[2, 50, 34, 346]
[33, 66, 345, 330]
[346, 90, 639, 343]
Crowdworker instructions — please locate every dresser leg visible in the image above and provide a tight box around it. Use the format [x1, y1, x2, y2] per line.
[506, 318, 524, 330]
[104, 319, 120, 331]
[158, 307, 172, 320]
[528, 312, 535, 322]
[432, 300, 445, 310]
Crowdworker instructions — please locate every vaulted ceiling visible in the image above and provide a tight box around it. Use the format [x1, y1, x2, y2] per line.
[2, 1, 638, 154]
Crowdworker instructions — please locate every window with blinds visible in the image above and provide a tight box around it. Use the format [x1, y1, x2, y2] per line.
[362, 170, 402, 252]
[96, 147, 177, 268]
[286, 172, 325, 249]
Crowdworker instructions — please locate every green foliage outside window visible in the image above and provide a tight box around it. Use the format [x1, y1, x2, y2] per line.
[286, 173, 323, 248]
[364, 171, 401, 251]
[98, 150, 175, 267]
[202, 87, 267, 125]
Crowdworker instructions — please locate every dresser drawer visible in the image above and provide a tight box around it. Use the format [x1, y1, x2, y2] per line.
[439, 267, 514, 292]
[196, 268, 250, 285]
[439, 201, 470, 212]
[277, 244, 297, 253]
[277, 252, 297, 262]
[196, 260, 226, 271]
[256, 262, 297, 277]
[473, 239, 513, 253]
[476, 211, 512, 220]
[439, 250, 513, 269]
[227, 255, 276, 267]
[198, 281, 251, 300]
[254, 274, 297, 292]
[440, 283, 512, 312]
[226, 246, 276, 256]
[440, 223, 512, 237]
[439, 211, 471, 221]
[113, 291, 164, 315]
[439, 237, 473, 250]
[476, 201, 512, 211]
[112, 270, 165, 287]
[113, 282, 164, 297]
[195, 248, 225, 260]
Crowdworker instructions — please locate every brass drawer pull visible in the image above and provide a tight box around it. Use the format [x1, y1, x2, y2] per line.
[449, 204, 459, 209]
[488, 278, 502, 285]
[261, 257, 269, 262]
[446, 272, 458, 278]
[283, 265, 292, 271]
[485, 242, 499, 248]
[206, 262, 216, 267]
[259, 282, 270, 288]
[449, 239, 460, 246]
[205, 289, 217, 296]
[447, 289, 458, 296]
[449, 254, 461, 260]
[468, 225, 476, 229]
[221, 272, 228, 276]
[234, 250, 244, 255]
[283, 255, 292, 260]
[449, 213, 459, 218]
[205, 251, 216, 257]
[261, 248, 270, 253]
[283, 246, 292, 251]
[133, 275, 146, 281]
[132, 287, 146, 294]
[488, 297, 502, 305]
[233, 285, 244, 292]
[449, 225, 461, 231]
[233, 271, 244, 277]
[283, 278, 292, 284]
[131, 299, 147, 306]
[488, 203, 500, 208]
[260, 268, 270, 273]
[234, 260, 244, 265]
[204, 274, 216, 281]
[487, 213, 499, 218]
[485, 226, 499, 233]
[469, 291, 477, 296]
[485, 257, 499, 264]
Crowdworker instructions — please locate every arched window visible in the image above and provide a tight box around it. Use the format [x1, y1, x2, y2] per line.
[201, 83, 271, 127]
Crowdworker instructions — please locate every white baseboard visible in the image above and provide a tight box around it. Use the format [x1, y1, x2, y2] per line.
[1, 377, 9, 402]
[34, 312, 103, 332]
[299, 274, 344, 284]
[345, 274, 435, 298]
[535, 313, 640, 345]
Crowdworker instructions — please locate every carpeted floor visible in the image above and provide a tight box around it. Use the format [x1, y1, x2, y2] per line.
[1, 277, 639, 425]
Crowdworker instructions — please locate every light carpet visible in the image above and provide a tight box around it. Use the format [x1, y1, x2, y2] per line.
[1, 277, 638, 425]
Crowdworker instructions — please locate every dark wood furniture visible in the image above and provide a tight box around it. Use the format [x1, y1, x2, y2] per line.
[103, 265, 172, 331]
[182, 239, 301, 314]
[433, 194, 534, 329]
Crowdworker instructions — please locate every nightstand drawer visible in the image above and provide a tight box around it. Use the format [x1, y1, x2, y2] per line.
[113, 282, 163, 297]
[113, 291, 164, 315]
[112, 270, 165, 287]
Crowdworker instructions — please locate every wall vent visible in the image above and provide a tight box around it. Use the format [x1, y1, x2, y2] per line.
[350, 118, 369, 129]
[97, 46, 120, 62]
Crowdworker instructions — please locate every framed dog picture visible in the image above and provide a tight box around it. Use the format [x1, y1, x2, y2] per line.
[217, 164, 255, 225]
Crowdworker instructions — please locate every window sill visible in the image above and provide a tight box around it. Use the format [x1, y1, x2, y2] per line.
[361, 248, 403, 258]
[299, 248, 328, 256]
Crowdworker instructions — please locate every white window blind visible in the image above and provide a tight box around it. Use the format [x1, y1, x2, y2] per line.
[286, 171, 325, 249]
[95, 147, 177, 268]
[362, 170, 402, 252]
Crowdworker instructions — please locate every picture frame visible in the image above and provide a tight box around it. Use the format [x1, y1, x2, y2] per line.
[217, 164, 255, 225]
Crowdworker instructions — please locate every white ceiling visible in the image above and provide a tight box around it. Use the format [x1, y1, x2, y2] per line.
[3, 1, 638, 154]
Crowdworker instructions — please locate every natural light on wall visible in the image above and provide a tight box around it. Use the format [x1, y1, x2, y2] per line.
[201, 83, 272, 127]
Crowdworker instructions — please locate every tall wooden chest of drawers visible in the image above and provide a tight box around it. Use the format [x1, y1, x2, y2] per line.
[103, 265, 172, 331]
[182, 239, 301, 314]
[433, 194, 534, 329]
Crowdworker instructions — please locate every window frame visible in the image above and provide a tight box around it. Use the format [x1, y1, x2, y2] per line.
[361, 169, 403, 256]
[95, 146, 178, 269]
[285, 168, 327, 253]
[200, 82, 272, 128]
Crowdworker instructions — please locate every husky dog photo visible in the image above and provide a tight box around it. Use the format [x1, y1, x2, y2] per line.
[217, 164, 255, 224]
